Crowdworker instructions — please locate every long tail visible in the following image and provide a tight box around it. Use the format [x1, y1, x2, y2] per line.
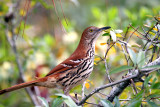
[0, 77, 47, 95]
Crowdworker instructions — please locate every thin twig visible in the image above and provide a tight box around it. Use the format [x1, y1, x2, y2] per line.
[59, 0, 68, 25]
[82, 81, 86, 99]
[118, 39, 130, 65]
[104, 43, 115, 83]
[51, 0, 66, 34]
[17, 0, 28, 38]
[123, 25, 130, 40]
[129, 24, 145, 36]
[98, 91, 107, 96]
[130, 79, 138, 94]
[119, 99, 147, 102]
[145, 22, 158, 37]
[127, 26, 139, 43]
[144, 31, 158, 55]
[104, 43, 115, 58]
[85, 102, 102, 106]
[22, 0, 30, 38]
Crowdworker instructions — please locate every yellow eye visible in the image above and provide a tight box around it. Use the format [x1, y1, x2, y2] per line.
[89, 29, 93, 32]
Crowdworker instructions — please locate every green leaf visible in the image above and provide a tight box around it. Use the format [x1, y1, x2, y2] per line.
[44, 34, 55, 46]
[91, 7, 101, 19]
[144, 75, 152, 88]
[128, 48, 137, 65]
[107, 7, 118, 21]
[151, 82, 160, 89]
[146, 94, 160, 100]
[141, 65, 160, 70]
[137, 50, 145, 68]
[55, 93, 80, 107]
[113, 96, 120, 107]
[102, 33, 110, 36]
[0, 104, 5, 107]
[147, 101, 159, 107]
[37, 96, 49, 107]
[52, 96, 63, 107]
[128, 90, 144, 107]
[109, 65, 133, 75]
[100, 99, 114, 107]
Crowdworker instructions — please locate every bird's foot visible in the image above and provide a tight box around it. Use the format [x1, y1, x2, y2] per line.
[69, 94, 79, 104]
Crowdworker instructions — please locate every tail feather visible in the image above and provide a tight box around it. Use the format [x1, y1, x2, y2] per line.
[0, 77, 47, 95]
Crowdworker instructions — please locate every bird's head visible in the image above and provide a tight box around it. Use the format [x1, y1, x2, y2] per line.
[81, 26, 111, 46]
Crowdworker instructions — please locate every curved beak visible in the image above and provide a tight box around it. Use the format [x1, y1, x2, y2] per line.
[98, 26, 111, 31]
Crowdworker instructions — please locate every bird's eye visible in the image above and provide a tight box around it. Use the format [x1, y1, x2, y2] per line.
[89, 29, 93, 32]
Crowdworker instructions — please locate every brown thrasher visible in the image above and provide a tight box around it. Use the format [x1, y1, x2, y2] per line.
[0, 26, 110, 97]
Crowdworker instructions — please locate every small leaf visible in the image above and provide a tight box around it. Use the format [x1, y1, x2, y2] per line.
[114, 96, 120, 107]
[94, 62, 97, 65]
[115, 43, 121, 49]
[37, 96, 49, 107]
[102, 33, 110, 36]
[100, 43, 107, 45]
[94, 57, 101, 61]
[153, 28, 158, 31]
[19, 9, 26, 16]
[114, 29, 123, 33]
[85, 82, 90, 89]
[87, 79, 94, 85]
[136, 86, 141, 91]
[129, 31, 140, 37]
[55, 93, 80, 107]
[141, 65, 160, 70]
[91, 7, 101, 19]
[146, 94, 160, 100]
[110, 31, 117, 42]
[51, 96, 63, 107]
[128, 48, 137, 65]
[144, 24, 151, 28]
[144, 75, 152, 88]
[131, 43, 141, 48]
[109, 65, 133, 75]
[128, 90, 144, 107]
[145, 15, 153, 18]
[151, 82, 160, 89]
[147, 101, 159, 107]
[100, 99, 114, 107]
[116, 33, 123, 37]
[137, 50, 145, 68]
[149, 31, 155, 36]
[44, 34, 55, 46]
[119, 91, 128, 99]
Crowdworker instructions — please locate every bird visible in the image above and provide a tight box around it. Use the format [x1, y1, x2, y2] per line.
[0, 26, 111, 97]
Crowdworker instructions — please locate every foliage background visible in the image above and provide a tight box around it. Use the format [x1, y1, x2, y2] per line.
[0, 0, 160, 106]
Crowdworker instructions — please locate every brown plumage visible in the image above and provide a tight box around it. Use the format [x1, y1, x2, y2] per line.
[0, 26, 111, 96]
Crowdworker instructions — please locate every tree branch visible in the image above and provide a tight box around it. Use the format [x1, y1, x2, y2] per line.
[78, 57, 160, 105]
[106, 57, 160, 102]
[4, 4, 40, 106]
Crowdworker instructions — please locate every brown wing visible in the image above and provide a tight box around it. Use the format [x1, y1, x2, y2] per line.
[45, 55, 85, 76]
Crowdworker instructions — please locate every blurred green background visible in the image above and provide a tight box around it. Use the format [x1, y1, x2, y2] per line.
[0, 0, 160, 106]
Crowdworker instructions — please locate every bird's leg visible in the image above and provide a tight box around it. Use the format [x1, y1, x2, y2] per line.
[74, 93, 79, 101]
[63, 87, 79, 104]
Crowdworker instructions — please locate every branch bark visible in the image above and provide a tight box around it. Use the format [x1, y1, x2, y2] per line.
[106, 57, 160, 102]
[78, 57, 160, 105]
